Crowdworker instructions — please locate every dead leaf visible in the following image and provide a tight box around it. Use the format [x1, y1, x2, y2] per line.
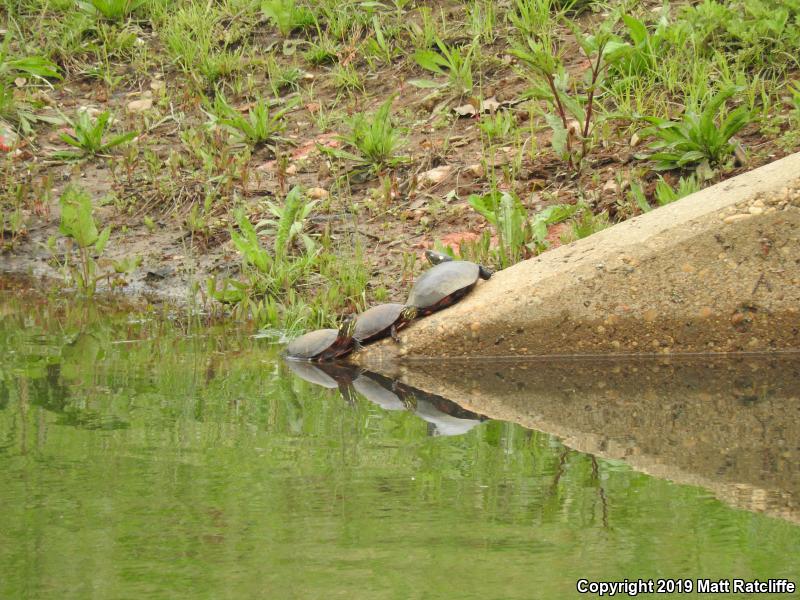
[453, 104, 477, 117]
[481, 97, 501, 113]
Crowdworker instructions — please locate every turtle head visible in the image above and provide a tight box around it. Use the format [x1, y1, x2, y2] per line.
[424, 249, 454, 266]
[400, 305, 418, 322]
[337, 314, 357, 341]
[478, 264, 494, 280]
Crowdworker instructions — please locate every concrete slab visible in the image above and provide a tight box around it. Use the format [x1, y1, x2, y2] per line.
[356, 153, 800, 363]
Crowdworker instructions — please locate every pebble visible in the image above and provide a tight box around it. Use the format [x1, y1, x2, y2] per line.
[126, 98, 153, 113]
[306, 187, 329, 200]
[723, 213, 752, 224]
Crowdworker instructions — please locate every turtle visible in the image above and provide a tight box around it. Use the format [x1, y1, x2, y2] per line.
[406, 251, 493, 316]
[285, 315, 357, 361]
[353, 303, 418, 345]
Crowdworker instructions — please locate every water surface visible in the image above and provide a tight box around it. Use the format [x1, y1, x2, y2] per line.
[1, 294, 798, 599]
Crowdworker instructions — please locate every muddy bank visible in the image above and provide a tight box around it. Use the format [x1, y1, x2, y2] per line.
[365, 355, 800, 524]
[356, 152, 800, 362]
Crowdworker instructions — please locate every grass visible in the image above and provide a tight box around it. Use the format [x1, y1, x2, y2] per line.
[1, 0, 798, 331]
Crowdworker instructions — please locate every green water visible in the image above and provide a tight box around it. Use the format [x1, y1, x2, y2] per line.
[1, 295, 798, 599]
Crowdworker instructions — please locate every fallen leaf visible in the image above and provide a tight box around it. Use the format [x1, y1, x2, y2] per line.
[453, 103, 477, 117]
[481, 97, 501, 113]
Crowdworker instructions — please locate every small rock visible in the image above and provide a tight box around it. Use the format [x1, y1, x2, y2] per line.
[465, 163, 484, 178]
[418, 165, 453, 188]
[602, 179, 617, 193]
[306, 187, 329, 200]
[285, 164, 298, 175]
[630, 132, 641, 147]
[723, 213, 752, 224]
[126, 98, 153, 113]
[748, 206, 764, 215]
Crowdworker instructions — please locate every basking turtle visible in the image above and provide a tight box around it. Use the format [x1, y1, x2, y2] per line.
[285, 315, 357, 361]
[406, 251, 492, 316]
[354, 303, 418, 345]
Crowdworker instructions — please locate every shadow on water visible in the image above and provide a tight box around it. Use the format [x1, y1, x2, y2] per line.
[286, 354, 800, 524]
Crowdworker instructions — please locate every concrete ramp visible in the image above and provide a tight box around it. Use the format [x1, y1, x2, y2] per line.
[357, 153, 800, 363]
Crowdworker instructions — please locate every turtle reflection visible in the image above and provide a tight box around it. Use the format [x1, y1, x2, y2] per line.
[284, 359, 488, 436]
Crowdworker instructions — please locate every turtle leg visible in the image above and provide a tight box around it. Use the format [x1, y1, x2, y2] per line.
[390, 324, 401, 344]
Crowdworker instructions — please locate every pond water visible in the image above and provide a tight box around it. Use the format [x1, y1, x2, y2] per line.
[1, 293, 798, 599]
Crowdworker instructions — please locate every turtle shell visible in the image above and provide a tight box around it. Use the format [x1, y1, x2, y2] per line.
[354, 303, 407, 343]
[407, 260, 481, 313]
[286, 328, 340, 360]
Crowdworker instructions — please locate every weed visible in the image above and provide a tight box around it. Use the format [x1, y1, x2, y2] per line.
[48, 185, 140, 295]
[261, 0, 314, 37]
[161, 4, 246, 88]
[363, 15, 400, 66]
[609, 13, 671, 79]
[638, 86, 750, 176]
[479, 110, 516, 143]
[513, 19, 622, 171]
[303, 40, 339, 66]
[629, 174, 702, 213]
[0, 32, 61, 84]
[55, 109, 136, 159]
[208, 187, 366, 330]
[257, 186, 319, 258]
[467, 0, 498, 44]
[567, 207, 609, 241]
[332, 63, 364, 94]
[789, 80, 800, 118]
[266, 57, 303, 95]
[204, 93, 290, 148]
[412, 39, 475, 96]
[467, 189, 578, 267]
[76, 0, 143, 21]
[508, 0, 561, 39]
[321, 96, 407, 174]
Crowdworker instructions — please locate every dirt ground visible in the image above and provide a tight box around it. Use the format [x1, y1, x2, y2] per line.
[2, 0, 799, 311]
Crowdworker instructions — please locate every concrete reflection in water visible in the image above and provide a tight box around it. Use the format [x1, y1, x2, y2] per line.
[284, 359, 489, 437]
[293, 355, 800, 524]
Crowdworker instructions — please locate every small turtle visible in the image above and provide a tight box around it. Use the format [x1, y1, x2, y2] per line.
[354, 303, 418, 345]
[285, 315, 357, 361]
[406, 251, 492, 316]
